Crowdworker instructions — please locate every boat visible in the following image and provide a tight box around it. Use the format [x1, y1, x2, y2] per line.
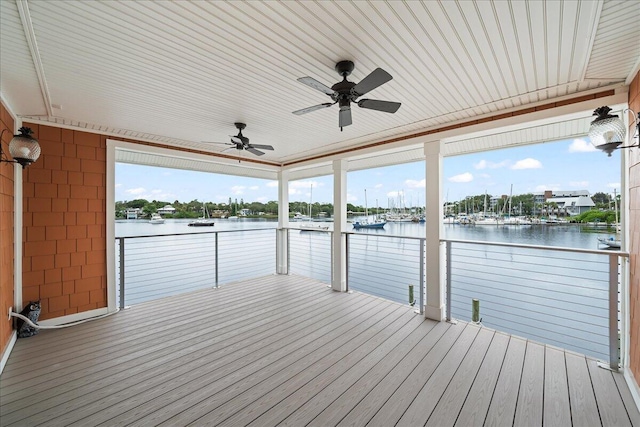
[149, 213, 165, 224]
[353, 190, 386, 230]
[299, 184, 330, 231]
[188, 205, 215, 227]
[598, 236, 621, 249]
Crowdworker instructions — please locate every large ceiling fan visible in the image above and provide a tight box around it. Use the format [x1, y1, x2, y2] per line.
[202, 123, 274, 156]
[293, 60, 401, 131]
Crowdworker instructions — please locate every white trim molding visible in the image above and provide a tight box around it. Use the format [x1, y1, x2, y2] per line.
[0, 331, 17, 375]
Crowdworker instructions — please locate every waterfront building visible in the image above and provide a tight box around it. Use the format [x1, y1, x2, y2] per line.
[156, 205, 176, 215]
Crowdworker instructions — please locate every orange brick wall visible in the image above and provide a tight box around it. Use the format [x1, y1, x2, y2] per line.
[21, 123, 107, 320]
[629, 70, 640, 382]
[1, 102, 15, 355]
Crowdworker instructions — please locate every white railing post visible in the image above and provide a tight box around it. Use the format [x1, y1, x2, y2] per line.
[118, 237, 125, 309]
[609, 253, 619, 370]
[215, 232, 219, 287]
[446, 240, 452, 321]
[419, 238, 425, 315]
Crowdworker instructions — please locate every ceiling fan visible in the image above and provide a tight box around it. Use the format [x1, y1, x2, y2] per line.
[202, 123, 274, 156]
[293, 60, 401, 131]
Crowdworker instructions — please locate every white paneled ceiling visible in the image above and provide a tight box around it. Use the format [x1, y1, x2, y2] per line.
[1, 0, 639, 167]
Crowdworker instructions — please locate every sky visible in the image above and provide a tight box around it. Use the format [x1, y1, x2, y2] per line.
[115, 137, 621, 206]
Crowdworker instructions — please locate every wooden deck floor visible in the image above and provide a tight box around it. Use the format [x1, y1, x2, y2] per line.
[1, 275, 639, 427]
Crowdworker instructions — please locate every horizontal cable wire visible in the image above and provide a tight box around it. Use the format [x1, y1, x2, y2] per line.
[448, 240, 619, 359]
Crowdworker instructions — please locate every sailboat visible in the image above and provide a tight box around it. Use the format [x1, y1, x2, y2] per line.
[300, 184, 329, 231]
[353, 189, 386, 229]
[188, 204, 215, 227]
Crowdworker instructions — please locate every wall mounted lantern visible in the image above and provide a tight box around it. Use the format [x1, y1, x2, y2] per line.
[589, 106, 640, 156]
[0, 126, 41, 168]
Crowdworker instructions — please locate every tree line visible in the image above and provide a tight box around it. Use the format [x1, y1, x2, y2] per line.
[116, 198, 368, 219]
[116, 191, 620, 222]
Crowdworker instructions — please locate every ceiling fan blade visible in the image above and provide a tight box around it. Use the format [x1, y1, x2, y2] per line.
[352, 68, 393, 97]
[246, 147, 265, 156]
[357, 99, 401, 113]
[201, 141, 233, 146]
[297, 77, 336, 96]
[292, 102, 334, 115]
[339, 106, 352, 128]
[249, 144, 274, 150]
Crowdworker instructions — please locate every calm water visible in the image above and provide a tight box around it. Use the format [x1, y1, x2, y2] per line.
[115, 217, 618, 249]
[115, 218, 620, 360]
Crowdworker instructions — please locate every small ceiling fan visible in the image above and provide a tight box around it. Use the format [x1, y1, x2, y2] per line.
[293, 60, 401, 131]
[202, 123, 274, 156]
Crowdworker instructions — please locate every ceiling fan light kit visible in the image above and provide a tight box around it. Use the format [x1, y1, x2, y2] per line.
[293, 60, 401, 130]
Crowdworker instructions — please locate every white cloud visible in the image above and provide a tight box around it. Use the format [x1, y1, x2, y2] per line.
[568, 138, 596, 153]
[477, 173, 491, 179]
[474, 159, 509, 170]
[511, 158, 542, 170]
[607, 182, 620, 189]
[569, 181, 589, 188]
[266, 181, 278, 187]
[347, 192, 358, 202]
[405, 179, 425, 189]
[290, 180, 322, 189]
[448, 172, 474, 183]
[535, 184, 561, 192]
[249, 186, 259, 191]
[474, 160, 487, 170]
[231, 185, 245, 195]
[115, 183, 122, 188]
[126, 187, 146, 195]
[374, 183, 383, 189]
[256, 196, 268, 202]
[387, 190, 403, 198]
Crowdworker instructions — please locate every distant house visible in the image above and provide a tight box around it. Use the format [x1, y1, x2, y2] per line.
[239, 208, 251, 216]
[547, 195, 595, 216]
[156, 205, 176, 215]
[125, 208, 141, 219]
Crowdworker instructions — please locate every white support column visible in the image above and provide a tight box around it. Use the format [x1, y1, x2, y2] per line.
[424, 140, 445, 321]
[332, 159, 348, 292]
[276, 169, 290, 275]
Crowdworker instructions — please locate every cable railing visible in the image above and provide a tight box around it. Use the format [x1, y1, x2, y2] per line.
[345, 232, 425, 312]
[114, 227, 626, 367]
[115, 228, 276, 307]
[287, 228, 332, 284]
[443, 239, 626, 366]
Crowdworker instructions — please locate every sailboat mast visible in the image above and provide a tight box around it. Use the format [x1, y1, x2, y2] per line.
[365, 189, 368, 218]
[308, 184, 313, 219]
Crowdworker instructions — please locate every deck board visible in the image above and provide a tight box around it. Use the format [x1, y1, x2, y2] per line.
[513, 341, 545, 427]
[543, 346, 571, 427]
[565, 351, 601, 427]
[1, 274, 638, 427]
[453, 332, 510, 427]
